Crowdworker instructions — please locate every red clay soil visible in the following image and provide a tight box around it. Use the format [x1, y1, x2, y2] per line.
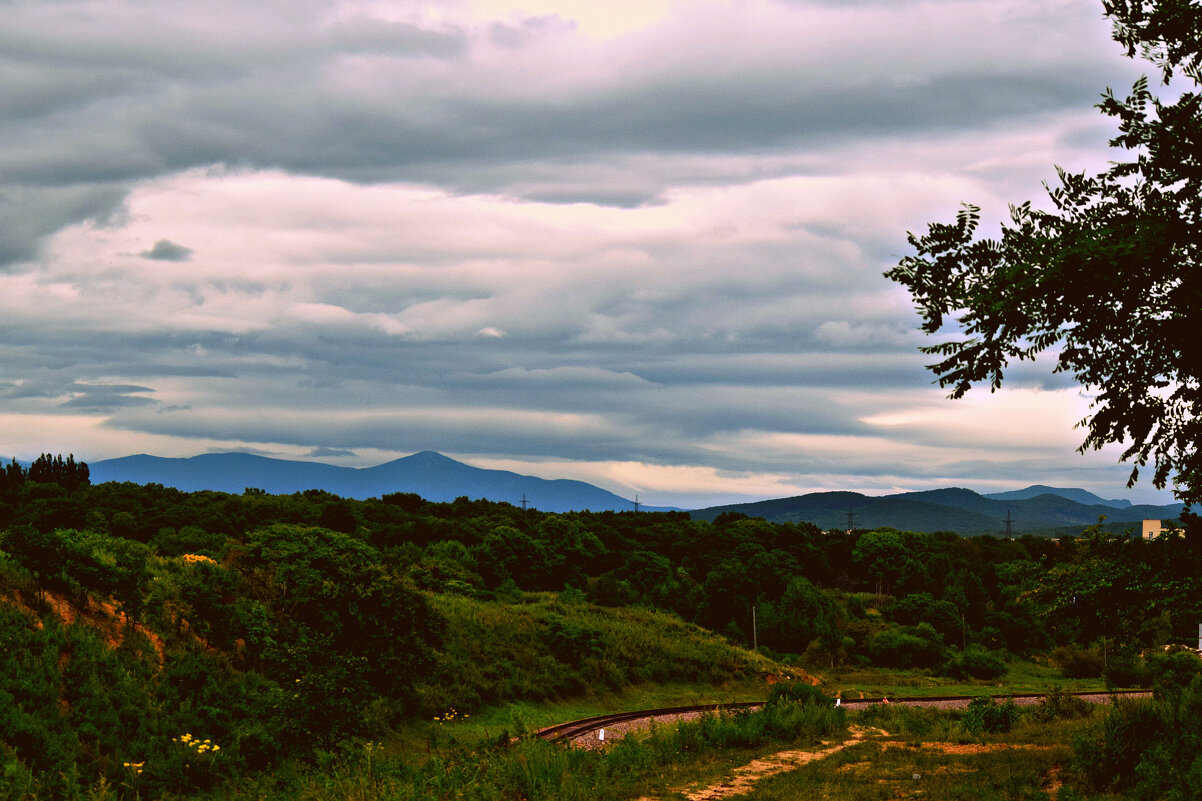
[12, 589, 166, 665]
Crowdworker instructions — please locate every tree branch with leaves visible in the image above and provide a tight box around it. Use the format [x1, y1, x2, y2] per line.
[887, 0, 1202, 503]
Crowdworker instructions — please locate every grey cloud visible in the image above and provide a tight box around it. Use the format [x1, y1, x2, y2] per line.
[0, 1, 1135, 270]
[0, 183, 127, 265]
[0, 1, 1165, 505]
[141, 239, 193, 261]
[325, 18, 469, 58]
[11, 380, 159, 412]
[488, 15, 575, 48]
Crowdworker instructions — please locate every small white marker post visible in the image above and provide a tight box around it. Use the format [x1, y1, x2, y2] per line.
[598, 728, 605, 741]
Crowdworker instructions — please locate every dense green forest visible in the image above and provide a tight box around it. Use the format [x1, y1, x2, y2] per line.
[2, 454, 1201, 798]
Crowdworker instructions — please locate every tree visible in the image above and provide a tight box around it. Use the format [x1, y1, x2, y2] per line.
[886, 1, 1202, 503]
[27, 453, 90, 492]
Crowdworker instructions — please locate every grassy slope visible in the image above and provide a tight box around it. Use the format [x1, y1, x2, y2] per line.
[416, 591, 786, 723]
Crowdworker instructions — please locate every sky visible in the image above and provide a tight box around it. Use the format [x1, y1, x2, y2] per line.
[0, 0, 1177, 509]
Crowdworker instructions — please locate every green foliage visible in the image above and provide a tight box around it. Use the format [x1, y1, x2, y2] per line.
[150, 524, 227, 558]
[1052, 645, 1106, 679]
[2, 441, 1201, 797]
[423, 593, 774, 714]
[961, 695, 1018, 735]
[889, 592, 962, 645]
[1029, 686, 1095, 724]
[766, 679, 831, 707]
[1146, 648, 1202, 693]
[1072, 654, 1202, 799]
[867, 623, 945, 670]
[943, 645, 1008, 681]
[27, 453, 90, 492]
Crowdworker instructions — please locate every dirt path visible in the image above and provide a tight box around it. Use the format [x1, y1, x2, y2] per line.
[635, 725, 890, 801]
[636, 730, 1063, 801]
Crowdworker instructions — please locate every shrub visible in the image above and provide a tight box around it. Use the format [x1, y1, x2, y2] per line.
[0, 743, 35, 801]
[961, 696, 1017, 734]
[943, 645, 1008, 680]
[1071, 665, 1202, 799]
[1145, 649, 1202, 697]
[867, 624, 944, 669]
[1029, 687, 1093, 723]
[766, 679, 831, 708]
[1052, 644, 1105, 679]
[1103, 646, 1145, 689]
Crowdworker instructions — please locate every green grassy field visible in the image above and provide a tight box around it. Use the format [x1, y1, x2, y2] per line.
[824, 658, 1108, 700]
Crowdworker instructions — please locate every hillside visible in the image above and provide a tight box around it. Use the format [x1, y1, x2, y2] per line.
[983, 484, 1131, 508]
[691, 485, 1183, 534]
[3, 456, 1201, 800]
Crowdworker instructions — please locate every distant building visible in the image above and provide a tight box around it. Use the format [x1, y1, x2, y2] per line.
[1142, 519, 1163, 540]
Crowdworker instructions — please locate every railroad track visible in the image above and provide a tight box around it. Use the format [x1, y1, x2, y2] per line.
[533, 702, 762, 743]
[533, 690, 1150, 744]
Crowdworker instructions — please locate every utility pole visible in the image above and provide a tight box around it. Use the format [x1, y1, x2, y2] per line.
[752, 606, 758, 651]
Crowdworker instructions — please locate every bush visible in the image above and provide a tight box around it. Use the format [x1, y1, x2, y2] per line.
[1052, 644, 1105, 679]
[766, 680, 831, 708]
[1145, 649, 1202, 697]
[1103, 646, 1145, 689]
[1029, 687, 1093, 723]
[943, 645, 1008, 680]
[961, 696, 1017, 734]
[867, 624, 944, 669]
[1071, 665, 1202, 799]
[0, 743, 35, 801]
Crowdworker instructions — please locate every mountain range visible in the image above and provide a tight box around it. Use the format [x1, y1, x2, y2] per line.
[86, 451, 1184, 533]
[690, 486, 1184, 535]
[89, 451, 673, 514]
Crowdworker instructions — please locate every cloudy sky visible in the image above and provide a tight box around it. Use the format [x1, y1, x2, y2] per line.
[0, 0, 1173, 508]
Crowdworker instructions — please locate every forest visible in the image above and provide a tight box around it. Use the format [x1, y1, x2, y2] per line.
[2, 454, 1201, 799]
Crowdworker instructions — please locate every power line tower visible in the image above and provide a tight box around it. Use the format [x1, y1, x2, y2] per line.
[520, 493, 528, 511]
[633, 493, 640, 513]
[846, 504, 856, 532]
[1004, 508, 1013, 538]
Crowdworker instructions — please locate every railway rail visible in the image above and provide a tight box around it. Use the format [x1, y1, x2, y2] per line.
[533, 690, 1150, 745]
[533, 701, 763, 743]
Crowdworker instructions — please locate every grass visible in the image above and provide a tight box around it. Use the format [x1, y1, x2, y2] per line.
[202, 692, 1120, 801]
[65, 672, 1121, 801]
[824, 657, 1107, 700]
[388, 676, 776, 764]
[416, 591, 784, 718]
[209, 696, 850, 801]
[745, 738, 1071, 801]
[741, 708, 1118, 801]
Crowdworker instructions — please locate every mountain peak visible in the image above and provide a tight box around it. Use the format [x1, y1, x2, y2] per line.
[984, 485, 1132, 509]
[89, 451, 673, 514]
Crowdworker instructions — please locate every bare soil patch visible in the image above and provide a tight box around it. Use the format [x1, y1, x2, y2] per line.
[636, 725, 890, 801]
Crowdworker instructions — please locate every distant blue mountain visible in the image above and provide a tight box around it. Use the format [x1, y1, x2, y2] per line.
[691, 485, 1183, 535]
[89, 451, 675, 514]
[983, 484, 1132, 509]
